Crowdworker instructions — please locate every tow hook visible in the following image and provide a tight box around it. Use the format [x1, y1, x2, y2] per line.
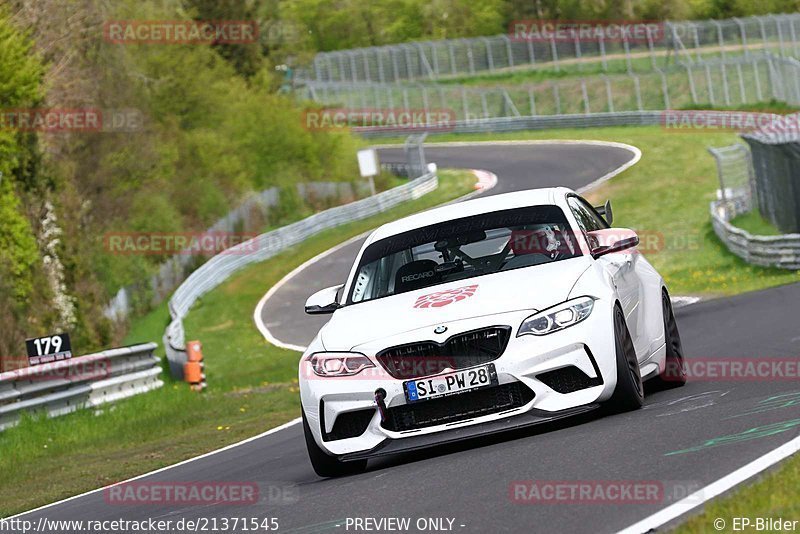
[374, 388, 387, 423]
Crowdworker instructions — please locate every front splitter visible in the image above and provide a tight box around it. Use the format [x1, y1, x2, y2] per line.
[338, 404, 600, 462]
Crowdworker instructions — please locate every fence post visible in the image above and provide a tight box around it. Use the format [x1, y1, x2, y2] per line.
[377, 49, 386, 83]
[598, 32, 608, 71]
[580, 80, 590, 114]
[362, 49, 372, 82]
[711, 20, 725, 61]
[527, 33, 536, 65]
[466, 39, 476, 75]
[771, 15, 786, 57]
[732, 17, 749, 58]
[646, 25, 657, 70]
[448, 42, 457, 74]
[736, 62, 746, 104]
[430, 42, 440, 77]
[685, 64, 698, 103]
[552, 83, 561, 114]
[657, 69, 671, 109]
[622, 31, 633, 73]
[550, 35, 559, 72]
[483, 38, 495, 71]
[704, 63, 716, 105]
[632, 74, 643, 110]
[503, 34, 514, 68]
[604, 76, 614, 112]
[391, 47, 400, 82]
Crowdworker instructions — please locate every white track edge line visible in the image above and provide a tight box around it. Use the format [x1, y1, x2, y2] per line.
[5, 417, 302, 520]
[253, 232, 372, 352]
[617, 434, 800, 534]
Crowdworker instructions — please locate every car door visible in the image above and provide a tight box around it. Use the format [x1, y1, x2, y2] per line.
[567, 196, 645, 358]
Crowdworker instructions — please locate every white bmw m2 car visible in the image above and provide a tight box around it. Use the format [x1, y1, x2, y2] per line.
[299, 187, 686, 476]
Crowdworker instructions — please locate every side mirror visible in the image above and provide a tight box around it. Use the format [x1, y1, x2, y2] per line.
[594, 200, 613, 226]
[305, 285, 343, 315]
[586, 228, 639, 259]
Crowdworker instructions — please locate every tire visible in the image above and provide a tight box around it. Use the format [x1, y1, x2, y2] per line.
[302, 410, 368, 477]
[605, 305, 644, 413]
[652, 290, 688, 388]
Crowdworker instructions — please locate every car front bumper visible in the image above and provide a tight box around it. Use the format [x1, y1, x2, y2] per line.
[299, 297, 618, 459]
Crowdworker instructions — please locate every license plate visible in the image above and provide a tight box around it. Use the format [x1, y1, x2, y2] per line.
[404, 364, 497, 403]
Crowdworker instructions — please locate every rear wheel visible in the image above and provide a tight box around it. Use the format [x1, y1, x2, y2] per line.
[605, 305, 644, 413]
[302, 411, 367, 477]
[652, 291, 687, 388]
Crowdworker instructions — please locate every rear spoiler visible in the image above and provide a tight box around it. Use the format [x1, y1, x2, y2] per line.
[594, 200, 613, 226]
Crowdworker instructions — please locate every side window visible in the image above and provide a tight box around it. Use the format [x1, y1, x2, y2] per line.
[567, 196, 608, 233]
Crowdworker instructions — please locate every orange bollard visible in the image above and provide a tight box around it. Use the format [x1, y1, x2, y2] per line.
[184, 340, 206, 391]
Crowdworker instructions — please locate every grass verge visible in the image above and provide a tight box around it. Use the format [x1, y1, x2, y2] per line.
[730, 210, 782, 236]
[0, 169, 477, 517]
[675, 453, 800, 533]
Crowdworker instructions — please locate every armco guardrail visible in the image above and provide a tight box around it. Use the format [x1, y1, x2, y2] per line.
[710, 198, 800, 269]
[164, 171, 439, 377]
[358, 111, 664, 138]
[0, 343, 162, 431]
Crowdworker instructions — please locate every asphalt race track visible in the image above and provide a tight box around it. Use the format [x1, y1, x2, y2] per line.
[16, 143, 800, 533]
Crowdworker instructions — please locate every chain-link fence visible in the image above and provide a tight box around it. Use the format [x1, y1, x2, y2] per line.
[301, 54, 798, 123]
[742, 115, 800, 233]
[709, 140, 800, 269]
[708, 143, 755, 212]
[305, 14, 800, 83]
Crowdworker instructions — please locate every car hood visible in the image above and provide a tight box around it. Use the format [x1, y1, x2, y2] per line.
[319, 256, 593, 350]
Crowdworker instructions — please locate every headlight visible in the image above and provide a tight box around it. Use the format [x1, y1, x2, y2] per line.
[518, 297, 595, 336]
[307, 352, 375, 377]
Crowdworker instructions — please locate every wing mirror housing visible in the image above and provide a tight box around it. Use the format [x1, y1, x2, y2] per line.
[594, 200, 613, 226]
[586, 228, 639, 259]
[305, 284, 343, 314]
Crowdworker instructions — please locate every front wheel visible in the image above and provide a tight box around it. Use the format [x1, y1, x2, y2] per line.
[302, 411, 367, 478]
[652, 291, 688, 388]
[605, 305, 644, 413]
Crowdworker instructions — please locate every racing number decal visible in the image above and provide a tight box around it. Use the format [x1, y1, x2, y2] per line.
[413, 284, 478, 308]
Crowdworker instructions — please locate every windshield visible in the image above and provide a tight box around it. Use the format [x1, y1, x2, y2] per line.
[347, 205, 580, 305]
